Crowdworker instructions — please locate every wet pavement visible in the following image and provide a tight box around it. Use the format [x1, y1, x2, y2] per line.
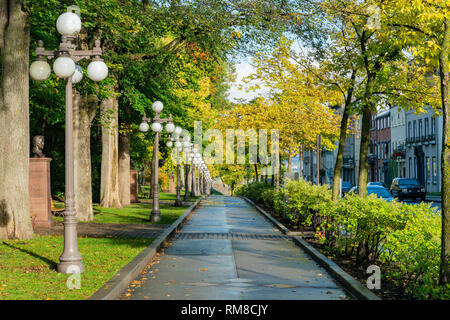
[122, 195, 350, 300]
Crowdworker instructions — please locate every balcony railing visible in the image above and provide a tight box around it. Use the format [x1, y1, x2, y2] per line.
[406, 134, 436, 145]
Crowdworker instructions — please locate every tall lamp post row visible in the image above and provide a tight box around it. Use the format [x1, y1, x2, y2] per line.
[30, 6, 109, 274]
[141, 109, 213, 213]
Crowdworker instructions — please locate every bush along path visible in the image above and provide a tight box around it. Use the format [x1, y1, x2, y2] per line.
[235, 180, 450, 300]
[121, 195, 351, 300]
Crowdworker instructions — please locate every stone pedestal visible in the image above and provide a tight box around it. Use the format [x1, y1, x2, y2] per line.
[130, 170, 139, 203]
[29, 158, 54, 229]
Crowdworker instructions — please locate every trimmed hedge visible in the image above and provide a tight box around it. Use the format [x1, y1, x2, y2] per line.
[235, 180, 449, 299]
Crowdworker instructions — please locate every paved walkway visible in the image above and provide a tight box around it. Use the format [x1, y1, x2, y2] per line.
[121, 195, 350, 300]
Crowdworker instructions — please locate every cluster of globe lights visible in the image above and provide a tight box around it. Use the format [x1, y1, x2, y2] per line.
[138, 101, 175, 134]
[29, 11, 108, 83]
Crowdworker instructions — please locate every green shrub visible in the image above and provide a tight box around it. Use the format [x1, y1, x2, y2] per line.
[282, 179, 333, 228]
[261, 188, 277, 209]
[379, 203, 445, 299]
[234, 181, 274, 204]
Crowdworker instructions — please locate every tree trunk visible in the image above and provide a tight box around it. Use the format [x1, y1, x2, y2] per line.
[254, 164, 258, 181]
[118, 130, 131, 206]
[440, 19, 450, 285]
[73, 91, 97, 221]
[332, 70, 356, 201]
[100, 90, 122, 208]
[357, 74, 376, 198]
[0, 0, 33, 239]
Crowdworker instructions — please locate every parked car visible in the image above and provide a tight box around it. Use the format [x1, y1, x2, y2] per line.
[341, 181, 353, 195]
[390, 178, 426, 202]
[367, 181, 388, 189]
[347, 186, 395, 202]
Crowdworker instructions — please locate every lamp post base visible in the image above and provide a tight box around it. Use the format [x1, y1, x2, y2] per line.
[57, 260, 84, 274]
[174, 199, 183, 207]
[150, 210, 161, 222]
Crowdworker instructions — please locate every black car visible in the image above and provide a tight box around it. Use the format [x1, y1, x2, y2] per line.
[390, 178, 426, 201]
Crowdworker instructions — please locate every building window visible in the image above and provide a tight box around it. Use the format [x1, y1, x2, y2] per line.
[419, 119, 423, 139]
[425, 118, 429, 137]
[409, 157, 412, 177]
[414, 157, 417, 178]
[431, 117, 436, 136]
[413, 120, 417, 139]
[426, 157, 431, 184]
[408, 122, 412, 139]
[433, 157, 437, 183]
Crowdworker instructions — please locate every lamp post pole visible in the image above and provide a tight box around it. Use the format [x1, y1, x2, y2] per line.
[184, 145, 192, 201]
[30, 14, 108, 273]
[190, 159, 196, 198]
[174, 136, 183, 207]
[140, 108, 174, 222]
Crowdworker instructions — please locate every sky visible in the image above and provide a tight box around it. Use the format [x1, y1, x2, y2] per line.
[226, 39, 303, 103]
[226, 56, 268, 102]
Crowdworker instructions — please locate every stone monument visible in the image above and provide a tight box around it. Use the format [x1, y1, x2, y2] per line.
[29, 135, 54, 228]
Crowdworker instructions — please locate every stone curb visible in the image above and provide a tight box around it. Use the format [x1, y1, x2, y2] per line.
[88, 195, 206, 300]
[240, 196, 381, 301]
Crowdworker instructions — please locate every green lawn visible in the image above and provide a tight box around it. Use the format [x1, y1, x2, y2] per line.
[138, 189, 200, 201]
[0, 235, 152, 300]
[53, 202, 191, 225]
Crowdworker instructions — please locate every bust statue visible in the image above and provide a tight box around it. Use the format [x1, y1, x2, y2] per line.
[32, 135, 45, 158]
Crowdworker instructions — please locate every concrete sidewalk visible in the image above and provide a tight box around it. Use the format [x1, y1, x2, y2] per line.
[121, 195, 350, 300]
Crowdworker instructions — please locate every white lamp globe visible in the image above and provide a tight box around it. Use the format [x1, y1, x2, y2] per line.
[151, 122, 163, 132]
[175, 141, 182, 148]
[72, 64, 84, 84]
[174, 126, 182, 135]
[56, 12, 82, 36]
[87, 60, 108, 82]
[165, 122, 175, 133]
[183, 141, 190, 148]
[53, 56, 75, 78]
[152, 101, 164, 113]
[166, 141, 173, 148]
[30, 60, 51, 81]
[139, 122, 149, 132]
[183, 135, 191, 142]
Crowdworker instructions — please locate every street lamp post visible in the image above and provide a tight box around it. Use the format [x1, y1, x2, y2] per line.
[139, 101, 175, 222]
[173, 126, 183, 207]
[190, 148, 198, 197]
[30, 6, 109, 274]
[183, 143, 193, 201]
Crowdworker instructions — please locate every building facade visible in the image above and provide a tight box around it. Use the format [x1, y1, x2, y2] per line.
[405, 106, 443, 193]
[390, 105, 407, 179]
[369, 109, 392, 184]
